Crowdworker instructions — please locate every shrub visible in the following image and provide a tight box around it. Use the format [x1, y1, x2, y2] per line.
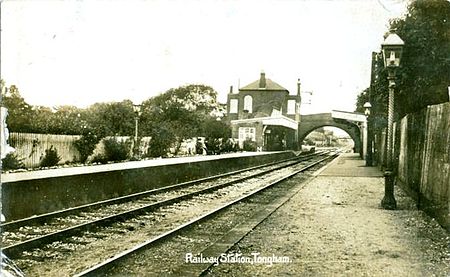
[91, 154, 108, 164]
[40, 146, 61, 167]
[205, 138, 221, 155]
[1, 153, 24, 171]
[103, 138, 131, 162]
[220, 138, 238, 153]
[243, 139, 257, 151]
[74, 133, 102, 163]
[195, 140, 205, 155]
[147, 136, 172, 158]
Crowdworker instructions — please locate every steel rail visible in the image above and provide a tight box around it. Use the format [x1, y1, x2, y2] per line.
[2, 151, 329, 258]
[73, 152, 339, 277]
[2, 151, 322, 232]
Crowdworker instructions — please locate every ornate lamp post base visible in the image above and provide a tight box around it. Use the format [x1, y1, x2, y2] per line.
[381, 170, 397, 209]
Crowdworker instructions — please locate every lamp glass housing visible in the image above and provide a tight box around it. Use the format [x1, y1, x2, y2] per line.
[133, 104, 142, 116]
[381, 33, 404, 68]
[363, 102, 372, 116]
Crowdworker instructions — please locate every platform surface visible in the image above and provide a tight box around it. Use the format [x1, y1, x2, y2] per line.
[207, 153, 450, 276]
[319, 152, 384, 177]
[1, 151, 284, 183]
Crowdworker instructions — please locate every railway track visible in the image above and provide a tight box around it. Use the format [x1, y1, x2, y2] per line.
[2, 152, 320, 253]
[3, 150, 339, 276]
[2, 153, 311, 232]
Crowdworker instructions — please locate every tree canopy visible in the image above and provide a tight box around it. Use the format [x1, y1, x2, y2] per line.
[391, 0, 450, 117]
[1, 81, 230, 158]
[140, 84, 229, 156]
[356, 0, 450, 124]
[1, 83, 34, 132]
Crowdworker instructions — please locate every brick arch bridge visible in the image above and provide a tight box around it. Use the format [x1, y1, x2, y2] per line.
[299, 112, 364, 155]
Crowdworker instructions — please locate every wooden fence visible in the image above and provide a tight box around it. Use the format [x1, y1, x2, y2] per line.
[8, 133, 81, 168]
[7, 133, 200, 168]
[396, 102, 450, 230]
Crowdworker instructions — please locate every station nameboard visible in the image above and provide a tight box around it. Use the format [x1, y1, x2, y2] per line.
[331, 110, 366, 122]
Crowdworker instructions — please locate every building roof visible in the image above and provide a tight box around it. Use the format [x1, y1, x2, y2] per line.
[230, 115, 298, 130]
[240, 72, 288, 91]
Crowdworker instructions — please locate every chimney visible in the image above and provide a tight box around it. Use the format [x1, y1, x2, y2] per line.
[229, 85, 233, 94]
[259, 71, 266, 88]
[297, 78, 301, 95]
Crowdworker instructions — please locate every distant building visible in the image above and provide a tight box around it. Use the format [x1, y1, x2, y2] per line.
[226, 72, 301, 151]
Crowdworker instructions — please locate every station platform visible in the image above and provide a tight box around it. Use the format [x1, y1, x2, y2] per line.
[1, 151, 288, 183]
[209, 153, 450, 276]
[1, 151, 296, 221]
[318, 152, 383, 177]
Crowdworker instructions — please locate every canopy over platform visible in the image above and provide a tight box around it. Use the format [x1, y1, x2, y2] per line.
[230, 115, 298, 130]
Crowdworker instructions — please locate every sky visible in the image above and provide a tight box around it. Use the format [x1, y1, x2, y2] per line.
[1, 0, 409, 114]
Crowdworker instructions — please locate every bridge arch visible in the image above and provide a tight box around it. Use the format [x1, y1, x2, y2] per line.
[298, 113, 362, 155]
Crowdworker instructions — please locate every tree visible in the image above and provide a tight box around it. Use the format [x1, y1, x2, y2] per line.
[146, 122, 176, 157]
[368, 52, 390, 130]
[356, 0, 449, 129]
[199, 117, 231, 139]
[85, 100, 135, 137]
[1, 84, 34, 132]
[51, 105, 87, 135]
[29, 105, 88, 135]
[32, 106, 54, 134]
[0, 82, 89, 135]
[141, 95, 201, 155]
[355, 88, 370, 114]
[141, 84, 223, 156]
[198, 117, 231, 154]
[390, 0, 450, 117]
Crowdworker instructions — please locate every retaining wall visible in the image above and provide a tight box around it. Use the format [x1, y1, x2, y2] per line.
[1, 151, 295, 221]
[397, 102, 450, 231]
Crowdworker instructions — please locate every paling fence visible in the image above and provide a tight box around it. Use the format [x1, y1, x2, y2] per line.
[8, 133, 81, 168]
[376, 102, 450, 230]
[397, 102, 450, 230]
[7, 133, 200, 168]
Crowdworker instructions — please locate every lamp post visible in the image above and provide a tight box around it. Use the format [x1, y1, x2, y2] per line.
[364, 102, 372, 166]
[380, 31, 404, 210]
[132, 103, 142, 158]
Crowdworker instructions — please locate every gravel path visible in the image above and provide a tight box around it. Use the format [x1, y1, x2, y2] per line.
[206, 162, 450, 276]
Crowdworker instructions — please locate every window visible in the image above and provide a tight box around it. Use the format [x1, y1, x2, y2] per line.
[287, 100, 296, 115]
[243, 95, 253, 113]
[239, 127, 256, 141]
[230, 99, 238, 113]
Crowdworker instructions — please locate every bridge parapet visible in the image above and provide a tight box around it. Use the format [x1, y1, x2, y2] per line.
[300, 113, 333, 122]
[298, 111, 364, 156]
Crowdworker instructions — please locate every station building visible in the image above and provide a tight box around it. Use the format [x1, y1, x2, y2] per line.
[226, 72, 301, 151]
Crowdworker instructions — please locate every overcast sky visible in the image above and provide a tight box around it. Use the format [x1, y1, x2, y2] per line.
[1, 0, 408, 114]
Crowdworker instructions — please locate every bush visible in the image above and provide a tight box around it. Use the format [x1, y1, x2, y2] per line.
[1, 153, 25, 170]
[40, 146, 61, 167]
[147, 138, 171, 158]
[205, 138, 221, 155]
[91, 154, 108, 164]
[220, 138, 238, 153]
[195, 140, 205, 155]
[103, 138, 131, 162]
[242, 139, 257, 151]
[74, 132, 102, 163]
